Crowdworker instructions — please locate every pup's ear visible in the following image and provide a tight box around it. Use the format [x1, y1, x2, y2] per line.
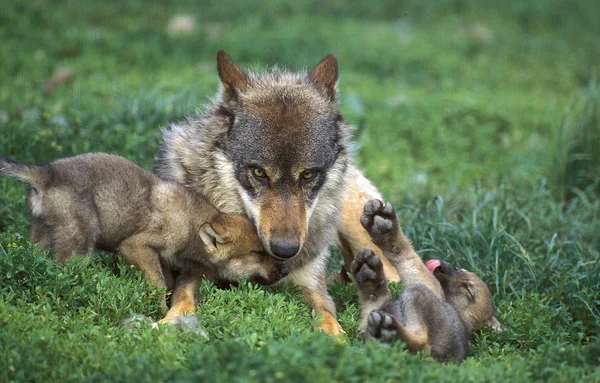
[217, 50, 248, 101]
[199, 223, 224, 252]
[487, 316, 503, 332]
[309, 54, 338, 101]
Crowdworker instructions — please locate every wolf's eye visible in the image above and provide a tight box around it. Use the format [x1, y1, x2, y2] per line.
[301, 170, 318, 182]
[249, 166, 269, 186]
[252, 167, 266, 178]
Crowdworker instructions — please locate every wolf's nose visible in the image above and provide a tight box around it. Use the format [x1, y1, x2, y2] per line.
[270, 241, 300, 259]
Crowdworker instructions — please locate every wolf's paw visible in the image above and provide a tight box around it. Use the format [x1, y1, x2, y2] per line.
[318, 312, 346, 338]
[360, 199, 399, 251]
[367, 311, 400, 343]
[351, 248, 386, 295]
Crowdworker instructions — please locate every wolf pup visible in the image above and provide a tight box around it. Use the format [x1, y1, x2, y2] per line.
[351, 199, 502, 363]
[0, 153, 288, 324]
[154, 50, 402, 334]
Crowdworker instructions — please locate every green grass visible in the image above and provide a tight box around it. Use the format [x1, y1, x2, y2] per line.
[1, 0, 599, 381]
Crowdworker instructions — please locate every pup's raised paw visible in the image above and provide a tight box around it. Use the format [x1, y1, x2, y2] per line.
[350, 248, 386, 296]
[367, 310, 400, 343]
[360, 199, 399, 251]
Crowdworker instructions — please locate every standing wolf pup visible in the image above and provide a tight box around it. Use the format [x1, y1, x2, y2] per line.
[0, 153, 288, 325]
[352, 199, 502, 362]
[154, 51, 402, 334]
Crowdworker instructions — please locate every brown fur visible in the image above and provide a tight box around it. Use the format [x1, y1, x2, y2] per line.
[0, 153, 288, 324]
[352, 199, 502, 363]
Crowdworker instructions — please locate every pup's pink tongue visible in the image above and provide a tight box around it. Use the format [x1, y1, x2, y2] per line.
[426, 259, 441, 273]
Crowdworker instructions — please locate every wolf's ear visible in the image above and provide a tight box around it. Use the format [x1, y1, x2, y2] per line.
[217, 50, 248, 100]
[309, 54, 338, 101]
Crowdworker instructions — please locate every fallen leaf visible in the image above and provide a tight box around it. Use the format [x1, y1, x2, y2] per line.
[43, 67, 76, 93]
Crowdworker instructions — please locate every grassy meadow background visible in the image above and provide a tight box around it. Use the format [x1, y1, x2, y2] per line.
[1, 0, 599, 381]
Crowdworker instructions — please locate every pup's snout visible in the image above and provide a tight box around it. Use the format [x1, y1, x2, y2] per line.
[270, 241, 300, 260]
[278, 263, 289, 278]
[251, 260, 289, 286]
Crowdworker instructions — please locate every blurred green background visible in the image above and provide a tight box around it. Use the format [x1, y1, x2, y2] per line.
[1, 1, 599, 381]
[2, 0, 598, 199]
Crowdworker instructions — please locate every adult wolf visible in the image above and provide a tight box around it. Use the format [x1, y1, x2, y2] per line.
[154, 51, 399, 335]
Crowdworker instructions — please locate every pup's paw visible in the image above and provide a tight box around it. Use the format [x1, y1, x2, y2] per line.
[360, 199, 400, 251]
[350, 248, 386, 295]
[367, 310, 400, 343]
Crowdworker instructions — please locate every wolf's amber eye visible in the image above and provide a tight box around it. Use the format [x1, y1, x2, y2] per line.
[301, 170, 317, 181]
[252, 167, 266, 178]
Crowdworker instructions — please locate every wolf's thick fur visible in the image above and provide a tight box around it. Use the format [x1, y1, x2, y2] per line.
[0, 153, 288, 324]
[352, 199, 502, 363]
[154, 51, 405, 334]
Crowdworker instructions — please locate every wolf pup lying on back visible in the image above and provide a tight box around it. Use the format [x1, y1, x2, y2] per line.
[352, 200, 502, 363]
[154, 50, 405, 335]
[0, 153, 288, 325]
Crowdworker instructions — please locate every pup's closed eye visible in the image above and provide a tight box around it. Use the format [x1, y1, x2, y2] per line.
[463, 280, 476, 301]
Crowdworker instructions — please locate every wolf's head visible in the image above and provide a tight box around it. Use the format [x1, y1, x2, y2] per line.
[213, 51, 349, 261]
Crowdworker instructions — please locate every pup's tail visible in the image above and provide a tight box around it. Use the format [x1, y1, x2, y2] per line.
[0, 156, 47, 187]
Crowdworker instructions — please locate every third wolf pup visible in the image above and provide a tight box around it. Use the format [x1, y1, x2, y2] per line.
[352, 199, 502, 362]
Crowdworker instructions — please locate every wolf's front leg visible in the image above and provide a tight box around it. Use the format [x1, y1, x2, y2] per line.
[361, 199, 444, 299]
[160, 267, 203, 324]
[350, 248, 391, 331]
[289, 254, 344, 336]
